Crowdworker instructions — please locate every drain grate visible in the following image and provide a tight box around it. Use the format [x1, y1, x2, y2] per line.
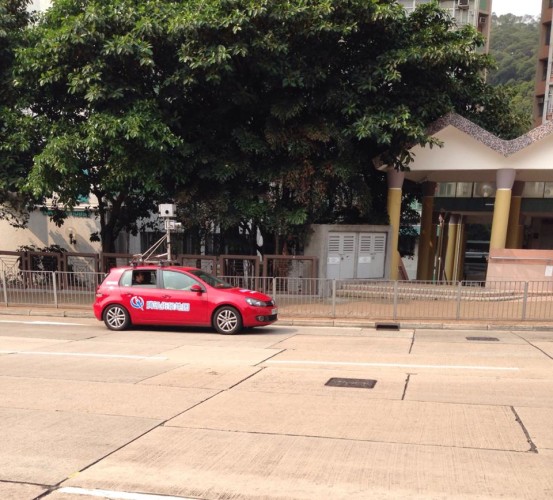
[325, 377, 377, 389]
[466, 336, 499, 342]
[376, 323, 400, 331]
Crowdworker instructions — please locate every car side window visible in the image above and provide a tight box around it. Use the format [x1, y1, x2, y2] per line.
[132, 270, 156, 287]
[120, 270, 132, 287]
[163, 270, 199, 291]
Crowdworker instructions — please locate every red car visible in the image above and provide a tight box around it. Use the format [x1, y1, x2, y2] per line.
[93, 265, 278, 334]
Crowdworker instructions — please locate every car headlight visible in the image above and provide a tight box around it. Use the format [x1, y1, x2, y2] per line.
[246, 297, 266, 307]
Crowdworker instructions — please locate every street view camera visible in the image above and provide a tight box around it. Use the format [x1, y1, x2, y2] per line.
[131, 204, 180, 265]
[159, 204, 176, 218]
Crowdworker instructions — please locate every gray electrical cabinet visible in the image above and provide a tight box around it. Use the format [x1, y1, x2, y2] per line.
[305, 225, 392, 280]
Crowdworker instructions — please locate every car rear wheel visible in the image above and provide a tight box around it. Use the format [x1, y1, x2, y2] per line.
[213, 306, 242, 335]
[104, 304, 130, 331]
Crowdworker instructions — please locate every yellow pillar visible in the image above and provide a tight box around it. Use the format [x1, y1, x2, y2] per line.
[416, 182, 436, 281]
[457, 224, 467, 281]
[387, 170, 405, 280]
[434, 211, 448, 281]
[444, 214, 460, 282]
[506, 181, 524, 249]
[428, 221, 438, 281]
[490, 169, 516, 250]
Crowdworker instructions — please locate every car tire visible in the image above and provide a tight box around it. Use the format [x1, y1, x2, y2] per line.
[213, 306, 242, 335]
[103, 304, 130, 331]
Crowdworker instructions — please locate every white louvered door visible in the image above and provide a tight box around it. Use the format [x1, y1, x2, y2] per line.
[357, 233, 387, 279]
[327, 233, 356, 279]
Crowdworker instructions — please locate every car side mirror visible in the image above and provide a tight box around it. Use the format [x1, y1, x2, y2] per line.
[190, 284, 204, 293]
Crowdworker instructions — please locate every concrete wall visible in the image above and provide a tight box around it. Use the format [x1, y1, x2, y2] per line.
[0, 210, 102, 254]
[486, 248, 553, 282]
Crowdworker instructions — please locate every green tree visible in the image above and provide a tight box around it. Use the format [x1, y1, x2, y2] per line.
[0, 0, 35, 227]
[16, 0, 187, 251]
[14, 0, 527, 253]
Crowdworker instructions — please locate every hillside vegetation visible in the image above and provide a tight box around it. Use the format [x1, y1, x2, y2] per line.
[488, 13, 540, 130]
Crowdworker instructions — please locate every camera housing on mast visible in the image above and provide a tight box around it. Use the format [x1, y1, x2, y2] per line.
[158, 203, 176, 218]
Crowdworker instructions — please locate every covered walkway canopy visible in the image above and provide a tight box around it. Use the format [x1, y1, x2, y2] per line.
[376, 113, 553, 280]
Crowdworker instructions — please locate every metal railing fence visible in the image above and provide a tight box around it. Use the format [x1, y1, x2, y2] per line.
[1, 270, 553, 322]
[1, 270, 105, 308]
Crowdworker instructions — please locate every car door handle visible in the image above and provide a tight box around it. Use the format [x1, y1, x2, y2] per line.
[162, 295, 171, 299]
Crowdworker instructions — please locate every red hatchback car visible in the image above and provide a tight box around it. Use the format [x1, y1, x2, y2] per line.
[93, 265, 278, 334]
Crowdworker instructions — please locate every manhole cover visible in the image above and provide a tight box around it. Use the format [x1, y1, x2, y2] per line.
[466, 336, 499, 342]
[325, 377, 377, 389]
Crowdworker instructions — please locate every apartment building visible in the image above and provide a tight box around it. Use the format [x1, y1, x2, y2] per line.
[534, 0, 553, 126]
[398, 0, 493, 52]
[29, 0, 50, 11]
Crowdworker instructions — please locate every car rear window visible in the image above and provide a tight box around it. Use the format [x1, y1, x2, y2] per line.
[120, 270, 132, 287]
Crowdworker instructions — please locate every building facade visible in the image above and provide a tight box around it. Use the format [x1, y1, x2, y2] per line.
[534, 0, 553, 126]
[377, 113, 553, 281]
[398, 0, 492, 52]
[29, 0, 50, 11]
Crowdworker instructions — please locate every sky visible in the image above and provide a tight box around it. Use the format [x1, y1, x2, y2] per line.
[492, 0, 542, 17]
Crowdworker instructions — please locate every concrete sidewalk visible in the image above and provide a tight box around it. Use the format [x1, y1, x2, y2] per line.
[1, 304, 552, 331]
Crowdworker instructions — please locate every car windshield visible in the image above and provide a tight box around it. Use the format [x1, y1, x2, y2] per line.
[188, 269, 234, 289]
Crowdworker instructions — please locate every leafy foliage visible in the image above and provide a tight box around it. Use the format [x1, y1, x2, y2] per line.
[15, 0, 188, 251]
[487, 13, 539, 130]
[0, 0, 36, 226]
[8, 0, 529, 253]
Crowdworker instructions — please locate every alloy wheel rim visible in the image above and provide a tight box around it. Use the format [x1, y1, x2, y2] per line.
[107, 307, 125, 328]
[217, 310, 237, 332]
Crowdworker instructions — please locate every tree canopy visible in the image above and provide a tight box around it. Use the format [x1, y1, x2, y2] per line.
[8, 0, 529, 253]
[0, 0, 35, 226]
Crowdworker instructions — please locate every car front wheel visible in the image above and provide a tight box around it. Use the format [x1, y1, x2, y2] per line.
[103, 304, 130, 331]
[213, 306, 242, 335]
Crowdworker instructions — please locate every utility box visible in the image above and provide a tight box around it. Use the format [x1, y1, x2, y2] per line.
[304, 224, 392, 280]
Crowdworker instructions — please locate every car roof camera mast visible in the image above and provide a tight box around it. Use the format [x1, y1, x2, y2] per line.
[132, 203, 181, 266]
[131, 233, 169, 266]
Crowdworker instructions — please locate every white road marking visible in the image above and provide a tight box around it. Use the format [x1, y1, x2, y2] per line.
[58, 487, 192, 500]
[0, 319, 86, 326]
[266, 360, 519, 371]
[0, 350, 167, 360]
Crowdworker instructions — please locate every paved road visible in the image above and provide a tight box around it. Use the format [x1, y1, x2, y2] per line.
[0, 315, 552, 499]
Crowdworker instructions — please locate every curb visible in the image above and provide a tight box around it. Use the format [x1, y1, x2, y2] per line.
[1, 306, 552, 331]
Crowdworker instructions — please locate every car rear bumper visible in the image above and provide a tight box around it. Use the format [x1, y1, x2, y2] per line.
[92, 302, 103, 321]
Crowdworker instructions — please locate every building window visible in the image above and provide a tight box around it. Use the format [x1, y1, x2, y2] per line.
[473, 182, 496, 198]
[537, 96, 545, 119]
[547, 88, 553, 117]
[546, 24, 552, 46]
[543, 60, 549, 81]
[436, 182, 457, 197]
[522, 182, 545, 198]
[456, 182, 473, 198]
